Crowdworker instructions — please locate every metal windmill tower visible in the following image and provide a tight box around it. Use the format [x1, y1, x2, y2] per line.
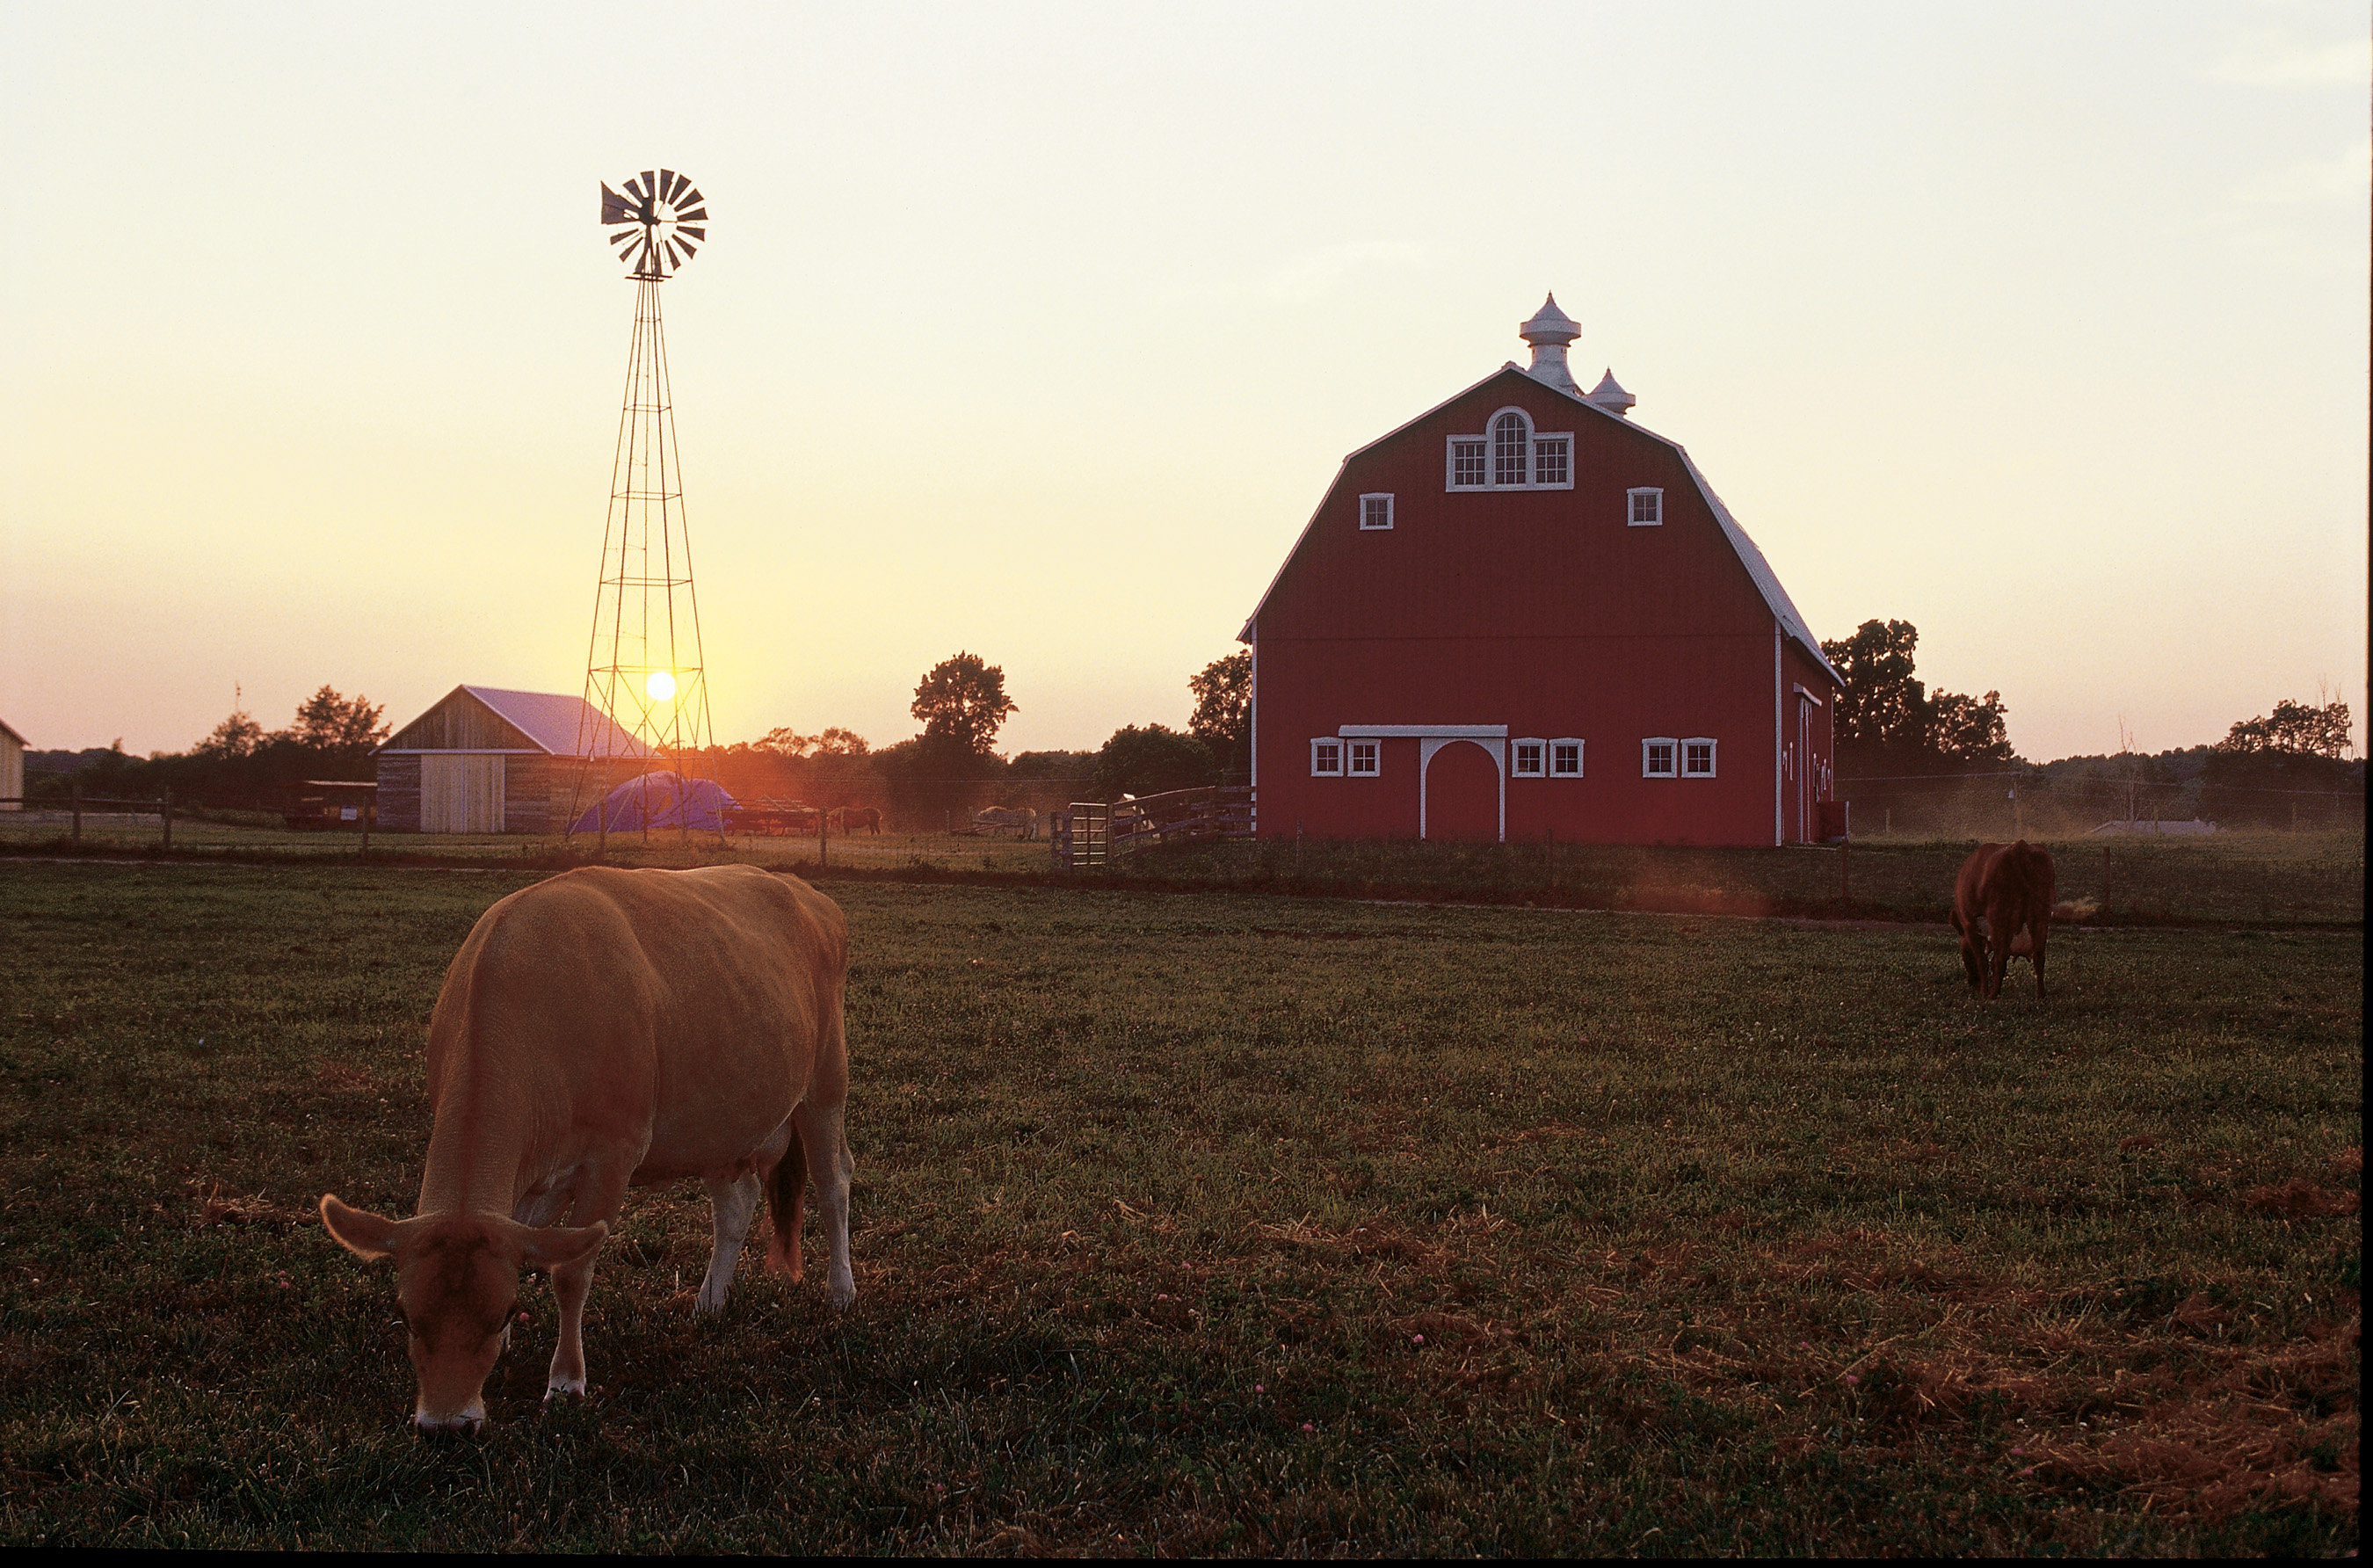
[569, 169, 715, 844]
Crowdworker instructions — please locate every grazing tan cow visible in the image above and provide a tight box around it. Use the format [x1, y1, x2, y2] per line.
[319, 864, 853, 1432]
[971, 805, 1038, 841]
[831, 805, 882, 836]
[1950, 840, 2056, 998]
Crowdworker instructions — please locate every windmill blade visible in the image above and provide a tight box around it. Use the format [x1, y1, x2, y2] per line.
[622, 173, 647, 203]
[662, 238, 683, 269]
[675, 206, 708, 223]
[640, 170, 658, 204]
[609, 228, 642, 249]
[674, 238, 698, 263]
[600, 182, 633, 224]
[677, 226, 706, 242]
[679, 185, 703, 209]
[658, 168, 680, 201]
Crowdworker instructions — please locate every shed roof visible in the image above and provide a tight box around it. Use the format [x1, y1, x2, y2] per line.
[379, 686, 652, 758]
[0, 717, 25, 749]
[1238, 363, 1843, 687]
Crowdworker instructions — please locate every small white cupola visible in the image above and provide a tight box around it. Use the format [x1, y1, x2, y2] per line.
[1519, 294, 1582, 394]
[1586, 367, 1636, 418]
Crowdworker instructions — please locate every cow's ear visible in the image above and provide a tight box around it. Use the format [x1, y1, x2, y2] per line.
[517, 1220, 607, 1272]
[320, 1194, 402, 1260]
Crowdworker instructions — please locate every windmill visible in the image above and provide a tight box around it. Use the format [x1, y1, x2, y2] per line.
[568, 169, 717, 849]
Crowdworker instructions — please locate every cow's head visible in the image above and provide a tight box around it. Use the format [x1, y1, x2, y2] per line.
[320, 1194, 606, 1433]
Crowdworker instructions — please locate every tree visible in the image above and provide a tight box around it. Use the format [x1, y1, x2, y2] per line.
[285, 686, 388, 757]
[2217, 698, 2352, 759]
[911, 652, 1016, 756]
[1092, 724, 1216, 800]
[1186, 650, 1252, 780]
[198, 708, 264, 759]
[751, 726, 870, 759]
[1929, 689, 2016, 766]
[1820, 620, 1927, 751]
[1819, 617, 2019, 768]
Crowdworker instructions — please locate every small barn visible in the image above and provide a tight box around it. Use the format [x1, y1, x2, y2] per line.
[1242, 296, 1845, 846]
[374, 686, 650, 834]
[0, 718, 25, 809]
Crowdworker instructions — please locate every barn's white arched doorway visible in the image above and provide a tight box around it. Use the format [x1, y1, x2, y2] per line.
[1421, 738, 1503, 841]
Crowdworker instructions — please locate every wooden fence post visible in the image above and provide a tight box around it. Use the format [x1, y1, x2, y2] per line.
[161, 788, 173, 852]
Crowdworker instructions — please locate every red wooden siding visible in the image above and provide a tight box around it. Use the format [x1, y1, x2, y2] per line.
[1248, 366, 1840, 846]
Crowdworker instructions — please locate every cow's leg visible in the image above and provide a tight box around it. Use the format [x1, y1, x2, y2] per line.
[1984, 900, 2011, 999]
[794, 1100, 857, 1309]
[1951, 910, 1984, 990]
[546, 1158, 632, 1400]
[695, 1160, 766, 1317]
[2030, 914, 2049, 999]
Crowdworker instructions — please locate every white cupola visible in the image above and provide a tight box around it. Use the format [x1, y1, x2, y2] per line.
[1518, 294, 1582, 394]
[1586, 367, 1636, 418]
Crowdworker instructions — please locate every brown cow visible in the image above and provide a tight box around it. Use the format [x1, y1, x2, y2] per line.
[1951, 840, 2056, 998]
[831, 806, 882, 835]
[320, 864, 854, 1432]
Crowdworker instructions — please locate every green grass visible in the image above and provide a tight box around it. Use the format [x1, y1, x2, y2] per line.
[0, 862, 2358, 1552]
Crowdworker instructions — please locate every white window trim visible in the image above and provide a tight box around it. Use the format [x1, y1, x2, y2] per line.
[1681, 737, 1718, 779]
[1510, 737, 1546, 778]
[1310, 738, 1342, 776]
[1549, 737, 1585, 777]
[1444, 407, 1576, 492]
[1358, 492, 1394, 531]
[1642, 737, 1678, 778]
[1627, 486, 1664, 526]
[1347, 739, 1380, 776]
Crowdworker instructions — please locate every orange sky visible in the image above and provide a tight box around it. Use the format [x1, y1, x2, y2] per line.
[3, 4, 2364, 762]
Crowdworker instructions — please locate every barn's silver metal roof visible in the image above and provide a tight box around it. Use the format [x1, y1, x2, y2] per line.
[379, 686, 652, 758]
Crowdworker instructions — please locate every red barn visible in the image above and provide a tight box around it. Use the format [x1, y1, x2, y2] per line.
[1242, 296, 1843, 846]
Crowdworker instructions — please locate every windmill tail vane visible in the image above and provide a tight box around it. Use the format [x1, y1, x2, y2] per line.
[599, 168, 708, 279]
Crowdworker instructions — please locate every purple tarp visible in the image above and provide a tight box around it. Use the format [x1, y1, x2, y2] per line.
[570, 770, 736, 834]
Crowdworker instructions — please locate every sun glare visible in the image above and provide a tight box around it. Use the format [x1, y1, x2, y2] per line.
[645, 671, 678, 703]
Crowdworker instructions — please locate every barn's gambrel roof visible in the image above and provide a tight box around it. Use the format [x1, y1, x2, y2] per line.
[1239, 363, 1843, 687]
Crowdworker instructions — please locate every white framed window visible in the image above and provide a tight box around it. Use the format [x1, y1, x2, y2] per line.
[1359, 493, 1394, 531]
[1348, 740, 1380, 776]
[1642, 737, 1677, 777]
[1450, 439, 1486, 487]
[1627, 487, 1663, 526]
[1681, 737, 1717, 778]
[1311, 739, 1342, 776]
[1445, 408, 1574, 491]
[1511, 738, 1546, 778]
[1550, 738, 1583, 777]
[1492, 411, 1529, 485]
[1533, 438, 1569, 487]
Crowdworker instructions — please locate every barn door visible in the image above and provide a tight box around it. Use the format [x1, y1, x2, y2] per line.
[1794, 696, 1814, 843]
[421, 754, 505, 833]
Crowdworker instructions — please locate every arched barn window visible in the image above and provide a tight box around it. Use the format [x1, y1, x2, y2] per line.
[1492, 412, 1530, 486]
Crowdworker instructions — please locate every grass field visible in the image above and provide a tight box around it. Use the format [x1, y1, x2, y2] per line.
[0, 860, 2358, 1552]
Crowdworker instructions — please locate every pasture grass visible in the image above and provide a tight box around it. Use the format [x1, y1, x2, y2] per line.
[0, 861, 2358, 1553]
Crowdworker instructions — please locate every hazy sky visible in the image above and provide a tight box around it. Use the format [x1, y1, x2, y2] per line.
[4, 2, 2365, 763]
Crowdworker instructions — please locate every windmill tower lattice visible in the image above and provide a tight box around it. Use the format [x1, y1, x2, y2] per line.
[569, 169, 715, 842]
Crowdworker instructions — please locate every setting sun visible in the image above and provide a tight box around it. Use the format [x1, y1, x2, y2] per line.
[644, 671, 677, 703]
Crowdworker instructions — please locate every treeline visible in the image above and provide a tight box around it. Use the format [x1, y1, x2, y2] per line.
[1822, 620, 2361, 833]
[22, 688, 388, 809]
[689, 650, 1253, 828]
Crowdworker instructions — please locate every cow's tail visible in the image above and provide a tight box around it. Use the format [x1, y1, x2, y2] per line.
[766, 1120, 809, 1281]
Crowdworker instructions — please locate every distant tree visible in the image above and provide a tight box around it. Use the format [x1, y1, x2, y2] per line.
[1820, 618, 2019, 769]
[911, 652, 1016, 757]
[198, 709, 264, 759]
[1091, 724, 1216, 800]
[1821, 620, 1927, 751]
[2217, 697, 2352, 759]
[1186, 650, 1252, 780]
[283, 686, 388, 759]
[751, 726, 870, 759]
[1929, 689, 2016, 766]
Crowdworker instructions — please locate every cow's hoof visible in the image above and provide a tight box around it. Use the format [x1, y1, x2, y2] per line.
[693, 1289, 729, 1318]
[829, 1274, 856, 1311]
[544, 1378, 587, 1402]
